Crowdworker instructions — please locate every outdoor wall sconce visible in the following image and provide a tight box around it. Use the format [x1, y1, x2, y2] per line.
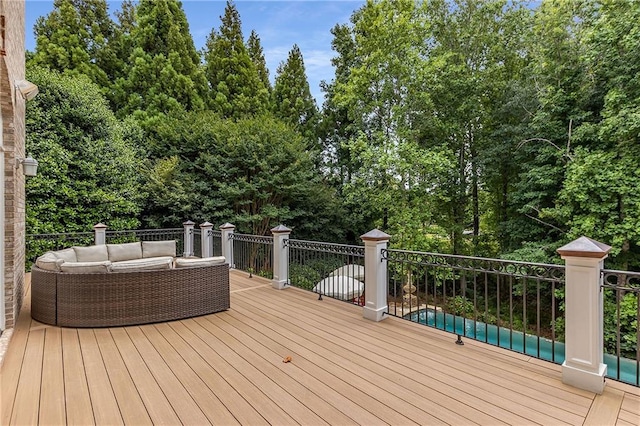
[18, 154, 38, 177]
[14, 79, 39, 101]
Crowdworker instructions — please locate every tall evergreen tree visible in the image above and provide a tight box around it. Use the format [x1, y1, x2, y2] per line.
[31, 0, 117, 90]
[108, 0, 136, 76]
[204, 1, 269, 118]
[115, 0, 207, 119]
[272, 44, 319, 143]
[247, 30, 271, 94]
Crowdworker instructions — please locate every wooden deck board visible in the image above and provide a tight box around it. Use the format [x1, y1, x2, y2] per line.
[125, 326, 212, 425]
[189, 316, 331, 426]
[217, 310, 390, 426]
[0, 289, 33, 425]
[236, 286, 580, 425]
[232, 292, 497, 425]
[194, 315, 356, 425]
[93, 328, 152, 425]
[39, 327, 65, 425]
[108, 327, 181, 425]
[219, 301, 425, 425]
[584, 387, 625, 426]
[153, 321, 268, 426]
[139, 324, 239, 425]
[61, 328, 94, 425]
[77, 329, 124, 425]
[1, 270, 639, 426]
[267, 290, 583, 424]
[9, 328, 44, 425]
[170, 320, 297, 425]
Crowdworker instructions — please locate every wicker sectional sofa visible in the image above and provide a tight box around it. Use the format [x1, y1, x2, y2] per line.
[31, 241, 230, 327]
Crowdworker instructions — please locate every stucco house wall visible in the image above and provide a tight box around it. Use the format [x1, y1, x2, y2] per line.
[1, 0, 26, 331]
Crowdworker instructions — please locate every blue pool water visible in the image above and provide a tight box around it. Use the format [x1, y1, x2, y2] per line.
[405, 308, 639, 386]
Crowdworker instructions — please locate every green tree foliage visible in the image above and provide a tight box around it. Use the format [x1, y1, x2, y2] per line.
[325, 0, 529, 253]
[272, 44, 319, 144]
[319, 23, 359, 189]
[604, 290, 638, 359]
[25, 67, 143, 233]
[22, 0, 640, 271]
[247, 30, 271, 95]
[327, 0, 439, 246]
[140, 156, 193, 228]
[204, 1, 269, 118]
[144, 112, 343, 240]
[423, 0, 531, 255]
[31, 0, 119, 91]
[545, 0, 640, 270]
[503, 0, 589, 254]
[114, 0, 207, 119]
[105, 0, 137, 87]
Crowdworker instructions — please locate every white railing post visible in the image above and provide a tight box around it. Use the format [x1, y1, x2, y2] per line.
[557, 236, 611, 394]
[271, 225, 291, 290]
[220, 223, 235, 268]
[183, 220, 195, 257]
[93, 223, 107, 245]
[361, 229, 390, 322]
[200, 221, 213, 258]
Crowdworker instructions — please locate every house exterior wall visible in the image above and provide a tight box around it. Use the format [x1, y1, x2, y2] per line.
[1, 0, 26, 330]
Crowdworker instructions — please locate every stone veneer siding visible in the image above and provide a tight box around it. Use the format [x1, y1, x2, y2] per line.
[1, 0, 26, 329]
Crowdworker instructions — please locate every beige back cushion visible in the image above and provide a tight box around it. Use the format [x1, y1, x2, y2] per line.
[107, 242, 142, 262]
[60, 261, 111, 273]
[53, 248, 77, 262]
[73, 245, 109, 262]
[142, 240, 176, 258]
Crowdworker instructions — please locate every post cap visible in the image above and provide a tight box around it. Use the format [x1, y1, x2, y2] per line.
[271, 224, 292, 234]
[361, 229, 391, 241]
[183, 220, 195, 226]
[200, 221, 213, 228]
[93, 223, 107, 230]
[557, 237, 611, 259]
[220, 222, 236, 230]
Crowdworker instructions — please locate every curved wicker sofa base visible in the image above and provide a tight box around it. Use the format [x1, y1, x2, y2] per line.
[31, 263, 230, 327]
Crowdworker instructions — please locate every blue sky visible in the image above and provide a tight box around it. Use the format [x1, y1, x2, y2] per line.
[25, 0, 365, 104]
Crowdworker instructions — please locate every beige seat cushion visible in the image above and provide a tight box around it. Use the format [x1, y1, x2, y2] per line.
[107, 242, 143, 262]
[109, 256, 173, 272]
[35, 252, 64, 271]
[174, 256, 226, 269]
[142, 240, 176, 258]
[73, 245, 109, 262]
[60, 261, 111, 273]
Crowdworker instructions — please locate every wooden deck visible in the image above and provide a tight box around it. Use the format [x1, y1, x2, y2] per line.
[2, 271, 639, 425]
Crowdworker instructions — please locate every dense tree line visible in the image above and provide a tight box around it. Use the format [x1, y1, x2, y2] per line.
[26, 0, 331, 240]
[321, 0, 640, 270]
[25, 0, 640, 271]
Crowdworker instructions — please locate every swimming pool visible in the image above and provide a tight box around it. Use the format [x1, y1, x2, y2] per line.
[404, 308, 639, 386]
